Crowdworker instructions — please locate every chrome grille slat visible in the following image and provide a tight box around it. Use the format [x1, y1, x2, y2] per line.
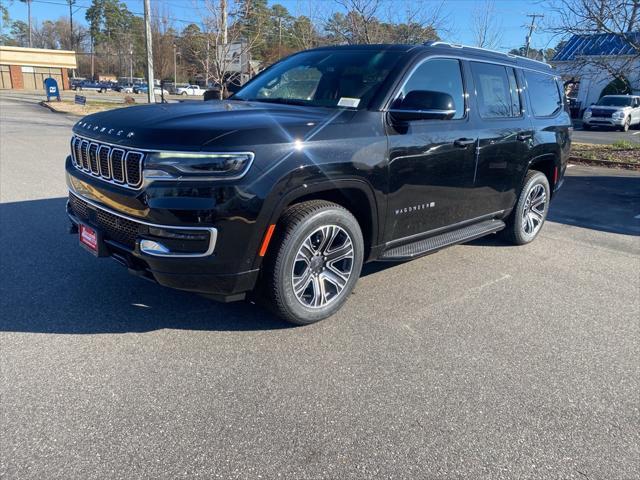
[80, 140, 90, 170]
[98, 145, 111, 178]
[89, 143, 99, 174]
[110, 148, 125, 183]
[70, 135, 144, 190]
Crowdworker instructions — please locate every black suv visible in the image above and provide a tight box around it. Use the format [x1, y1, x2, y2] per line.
[66, 43, 571, 324]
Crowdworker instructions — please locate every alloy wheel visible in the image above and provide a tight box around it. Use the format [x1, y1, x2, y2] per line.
[291, 225, 354, 309]
[522, 183, 546, 236]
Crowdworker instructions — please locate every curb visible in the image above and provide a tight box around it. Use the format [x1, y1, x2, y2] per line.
[569, 156, 639, 170]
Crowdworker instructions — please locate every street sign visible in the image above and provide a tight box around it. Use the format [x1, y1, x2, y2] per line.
[44, 77, 60, 102]
[74, 95, 86, 106]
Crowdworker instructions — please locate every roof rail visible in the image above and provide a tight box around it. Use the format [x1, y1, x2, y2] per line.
[422, 41, 552, 68]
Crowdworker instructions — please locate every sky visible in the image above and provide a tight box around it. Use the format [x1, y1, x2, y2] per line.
[4, 0, 561, 52]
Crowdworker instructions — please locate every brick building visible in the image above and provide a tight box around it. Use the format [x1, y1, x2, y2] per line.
[0, 46, 77, 91]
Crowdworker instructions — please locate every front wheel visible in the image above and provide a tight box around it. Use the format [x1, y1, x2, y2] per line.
[501, 170, 550, 245]
[620, 117, 630, 132]
[181, 91, 187, 96]
[264, 201, 364, 325]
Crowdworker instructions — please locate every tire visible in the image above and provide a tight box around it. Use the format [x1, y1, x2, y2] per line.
[501, 170, 550, 245]
[582, 124, 590, 130]
[181, 91, 187, 96]
[264, 200, 364, 325]
[620, 117, 630, 132]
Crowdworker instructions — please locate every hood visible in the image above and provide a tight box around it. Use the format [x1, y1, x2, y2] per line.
[72, 100, 353, 150]
[589, 105, 630, 111]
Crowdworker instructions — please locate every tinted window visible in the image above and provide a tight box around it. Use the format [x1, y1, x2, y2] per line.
[525, 71, 562, 117]
[471, 62, 521, 118]
[397, 58, 466, 119]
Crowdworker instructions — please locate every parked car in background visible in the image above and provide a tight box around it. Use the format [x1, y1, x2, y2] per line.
[176, 84, 204, 96]
[582, 95, 640, 131]
[113, 83, 135, 93]
[65, 42, 571, 325]
[136, 84, 170, 96]
[73, 81, 111, 93]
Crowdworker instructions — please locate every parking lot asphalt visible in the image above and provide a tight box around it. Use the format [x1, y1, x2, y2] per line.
[572, 123, 640, 144]
[1, 94, 639, 480]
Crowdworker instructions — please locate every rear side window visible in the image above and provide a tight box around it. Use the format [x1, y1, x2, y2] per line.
[470, 62, 521, 118]
[398, 58, 466, 119]
[525, 71, 562, 117]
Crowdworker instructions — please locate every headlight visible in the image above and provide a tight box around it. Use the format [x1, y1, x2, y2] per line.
[584, 110, 592, 118]
[144, 152, 254, 180]
[612, 111, 624, 120]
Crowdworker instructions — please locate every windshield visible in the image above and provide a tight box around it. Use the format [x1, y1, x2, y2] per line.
[596, 96, 633, 107]
[234, 50, 403, 109]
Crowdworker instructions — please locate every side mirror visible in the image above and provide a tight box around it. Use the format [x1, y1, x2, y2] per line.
[389, 90, 456, 122]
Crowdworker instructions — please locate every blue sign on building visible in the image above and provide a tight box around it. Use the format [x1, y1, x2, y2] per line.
[44, 77, 60, 102]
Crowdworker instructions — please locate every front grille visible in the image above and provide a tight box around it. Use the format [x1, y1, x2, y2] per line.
[68, 194, 146, 249]
[70, 135, 145, 189]
[591, 109, 613, 118]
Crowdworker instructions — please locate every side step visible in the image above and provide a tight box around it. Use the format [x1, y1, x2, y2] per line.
[380, 219, 505, 261]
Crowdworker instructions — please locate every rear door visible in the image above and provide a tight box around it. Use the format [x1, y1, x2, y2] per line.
[467, 61, 534, 217]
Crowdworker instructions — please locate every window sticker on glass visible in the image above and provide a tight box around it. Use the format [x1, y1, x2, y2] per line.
[338, 97, 360, 108]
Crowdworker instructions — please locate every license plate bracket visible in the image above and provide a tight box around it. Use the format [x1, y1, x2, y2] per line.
[79, 223, 108, 257]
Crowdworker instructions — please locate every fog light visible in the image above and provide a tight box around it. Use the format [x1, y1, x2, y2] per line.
[140, 239, 171, 255]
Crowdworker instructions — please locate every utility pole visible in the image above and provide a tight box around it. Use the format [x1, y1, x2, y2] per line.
[278, 16, 282, 58]
[173, 44, 177, 85]
[68, 0, 75, 50]
[524, 13, 544, 57]
[143, 0, 155, 103]
[129, 43, 133, 84]
[25, 0, 33, 47]
[221, 0, 228, 45]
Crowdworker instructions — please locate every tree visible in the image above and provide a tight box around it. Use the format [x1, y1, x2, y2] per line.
[190, 0, 263, 98]
[471, 0, 502, 49]
[545, 0, 640, 86]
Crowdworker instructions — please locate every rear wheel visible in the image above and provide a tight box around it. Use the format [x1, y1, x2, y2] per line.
[501, 170, 550, 245]
[264, 201, 364, 325]
[582, 123, 590, 130]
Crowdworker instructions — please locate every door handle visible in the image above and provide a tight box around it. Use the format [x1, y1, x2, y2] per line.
[454, 138, 475, 148]
[517, 133, 533, 142]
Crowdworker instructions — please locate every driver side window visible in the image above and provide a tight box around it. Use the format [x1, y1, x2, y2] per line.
[395, 58, 466, 119]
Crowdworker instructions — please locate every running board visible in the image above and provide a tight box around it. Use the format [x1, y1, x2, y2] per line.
[380, 219, 505, 261]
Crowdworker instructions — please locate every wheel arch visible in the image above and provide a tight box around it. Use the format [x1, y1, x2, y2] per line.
[526, 152, 559, 196]
[258, 179, 381, 267]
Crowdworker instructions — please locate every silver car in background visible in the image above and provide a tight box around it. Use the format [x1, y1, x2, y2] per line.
[582, 95, 640, 131]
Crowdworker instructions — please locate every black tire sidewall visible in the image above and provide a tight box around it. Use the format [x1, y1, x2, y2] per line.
[274, 207, 363, 325]
[512, 172, 550, 244]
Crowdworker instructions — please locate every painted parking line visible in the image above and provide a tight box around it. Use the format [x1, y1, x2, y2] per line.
[632, 131, 640, 135]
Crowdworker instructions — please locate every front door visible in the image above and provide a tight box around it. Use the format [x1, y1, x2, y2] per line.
[385, 57, 477, 243]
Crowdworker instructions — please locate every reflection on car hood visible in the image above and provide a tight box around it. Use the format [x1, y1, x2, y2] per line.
[72, 100, 351, 150]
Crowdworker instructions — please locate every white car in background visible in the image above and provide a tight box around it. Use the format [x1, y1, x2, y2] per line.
[176, 84, 204, 96]
[582, 95, 640, 132]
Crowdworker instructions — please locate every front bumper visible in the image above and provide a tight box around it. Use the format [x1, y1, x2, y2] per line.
[66, 191, 259, 301]
[583, 117, 625, 127]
